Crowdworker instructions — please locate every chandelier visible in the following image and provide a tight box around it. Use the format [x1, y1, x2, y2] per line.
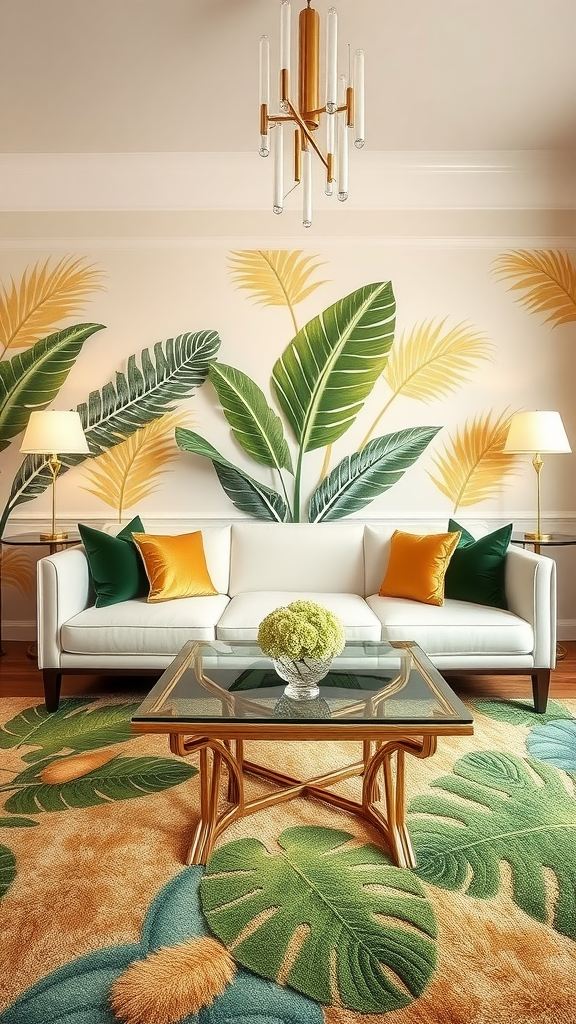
[259, 0, 365, 227]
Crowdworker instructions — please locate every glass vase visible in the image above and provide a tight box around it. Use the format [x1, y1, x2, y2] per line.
[272, 655, 332, 700]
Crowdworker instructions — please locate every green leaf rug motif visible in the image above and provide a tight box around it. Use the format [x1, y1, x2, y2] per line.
[3, 755, 197, 815]
[409, 750, 576, 938]
[200, 825, 437, 1013]
[0, 699, 140, 764]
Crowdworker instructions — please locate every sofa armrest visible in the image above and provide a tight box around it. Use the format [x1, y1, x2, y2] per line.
[37, 547, 92, 669]
[505, 545, 556, 667]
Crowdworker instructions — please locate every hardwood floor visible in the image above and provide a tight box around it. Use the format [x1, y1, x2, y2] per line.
[0, 639, 575, 703]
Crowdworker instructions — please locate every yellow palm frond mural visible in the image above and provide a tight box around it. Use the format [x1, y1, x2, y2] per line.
[359, 319, 494, 450]
[492, 249, 576, 326]
[1, 548, 34, 598]
[81, 411, 192, 521]
[429, 409, 519, 511]
[0, 254, 106, 356]
[228, 250, 328, 334]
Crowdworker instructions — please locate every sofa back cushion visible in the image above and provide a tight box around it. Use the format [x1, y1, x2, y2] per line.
[103, 522, 231, 594]
[229, 523, 366, 596]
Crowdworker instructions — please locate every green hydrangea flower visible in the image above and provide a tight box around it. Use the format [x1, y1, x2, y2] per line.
[257, 601, 346, 660]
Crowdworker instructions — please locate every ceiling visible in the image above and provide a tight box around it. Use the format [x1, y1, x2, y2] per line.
[3, 0, 576, 156]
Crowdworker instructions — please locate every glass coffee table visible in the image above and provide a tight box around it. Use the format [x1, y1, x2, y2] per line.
[132, 639, 473, 869]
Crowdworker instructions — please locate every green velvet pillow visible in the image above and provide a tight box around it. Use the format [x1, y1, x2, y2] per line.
[78, 516, 148, 608]
[444, 519, 513, 609]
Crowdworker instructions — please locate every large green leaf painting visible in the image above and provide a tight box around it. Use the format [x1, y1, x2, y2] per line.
[3, 755, 197, 814]
[176, 428, 290, 522]
[200, 825, 437, 1013]
[0, 322, 104, 452]
[0, 699, 139, 764]
[409, 751, 576, 938]
[0, 330, 220, 534]
[272, 281, 396, 453]
[309, 426, 440, 522]
[209, 362, 293, 473]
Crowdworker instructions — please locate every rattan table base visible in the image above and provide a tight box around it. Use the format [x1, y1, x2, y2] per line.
[169, 732, 437, 869]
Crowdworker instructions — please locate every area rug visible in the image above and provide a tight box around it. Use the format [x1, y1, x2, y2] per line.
[0, 694, 575, 1024]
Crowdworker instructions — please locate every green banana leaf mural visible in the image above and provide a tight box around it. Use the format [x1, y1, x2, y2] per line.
[177, 280, 439, 522]
[0, 329, 221, 535]
[0, 323, 105, 453]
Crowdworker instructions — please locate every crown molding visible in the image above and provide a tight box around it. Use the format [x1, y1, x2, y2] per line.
[2, 150, 576, 213]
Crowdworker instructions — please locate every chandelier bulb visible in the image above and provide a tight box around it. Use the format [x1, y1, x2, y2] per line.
[337, 191, 348, 202]
[354, 139, 365, 150]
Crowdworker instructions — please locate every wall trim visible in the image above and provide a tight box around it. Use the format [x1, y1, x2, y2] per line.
[2, 150, 576, 213]
[3, 235, 576, 251]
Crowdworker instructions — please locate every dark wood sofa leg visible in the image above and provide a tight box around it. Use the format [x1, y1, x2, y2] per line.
[531, 670, 550, 714]
[43, 670, 62, 712]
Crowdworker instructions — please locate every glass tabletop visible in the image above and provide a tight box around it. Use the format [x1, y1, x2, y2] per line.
[132, 640, 473, 730]
[0, 532, 81, 546]
[511, 533, 576, 546]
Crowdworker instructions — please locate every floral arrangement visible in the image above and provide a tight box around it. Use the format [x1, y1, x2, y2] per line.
[257, 600, 346, 662]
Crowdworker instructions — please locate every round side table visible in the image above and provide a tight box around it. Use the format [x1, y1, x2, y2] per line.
[0, 532, 81, 657]
[511, 533, 576, 660]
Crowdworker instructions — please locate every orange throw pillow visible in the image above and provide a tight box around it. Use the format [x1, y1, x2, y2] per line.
[379, 530, 461, 606]
[132, 531, 217, 602]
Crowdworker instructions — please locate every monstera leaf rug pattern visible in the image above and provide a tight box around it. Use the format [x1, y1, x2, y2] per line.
[0, 696, 575, 1024]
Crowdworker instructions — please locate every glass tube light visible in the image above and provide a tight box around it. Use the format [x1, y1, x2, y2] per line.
[325, 112, 335, 196]
[337, 74, 349, 201]
[353, 49, 365, 148]
[259, 35, 270, 157]
[280, 0, 291, 111]
[273, 124, 284, 214]
[325, 8, 338, 113]
[302, 145, 312, 228]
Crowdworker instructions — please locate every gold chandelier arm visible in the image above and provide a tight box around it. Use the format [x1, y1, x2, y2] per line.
[286, 100, 329, 169]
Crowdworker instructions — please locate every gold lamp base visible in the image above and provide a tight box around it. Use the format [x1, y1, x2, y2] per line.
[40, 529, 68, 542]
[524, 531, 553, 542]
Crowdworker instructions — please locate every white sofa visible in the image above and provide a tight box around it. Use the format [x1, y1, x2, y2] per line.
[36, 520, 557, 714]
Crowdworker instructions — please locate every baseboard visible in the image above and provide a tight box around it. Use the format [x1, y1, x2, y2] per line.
[2, 621, 36, 642]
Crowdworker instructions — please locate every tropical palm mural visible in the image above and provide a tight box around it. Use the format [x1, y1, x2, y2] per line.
[80, 410, 194, 522]
[492, 249, 576, 326]
[176, 251, 518, 521]
[2, 245, 564, 541]
[429, 410, 519, 511]
[0, 255, 105, 357]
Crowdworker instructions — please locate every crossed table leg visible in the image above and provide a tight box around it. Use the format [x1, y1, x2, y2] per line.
[169, 732, 438, 869]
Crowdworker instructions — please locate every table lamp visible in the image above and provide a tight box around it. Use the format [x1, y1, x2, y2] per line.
[20, 410, 90, 542]
[503, 410, 571, 541]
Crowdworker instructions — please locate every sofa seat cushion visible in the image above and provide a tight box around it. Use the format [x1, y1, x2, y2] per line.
[216, 592, 382, 642]
[366, 595, 533, 657]
[61, 595, 230, 656]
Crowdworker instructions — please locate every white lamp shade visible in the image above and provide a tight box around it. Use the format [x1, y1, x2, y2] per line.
[20, 410, 90, 455]
[503, 411, 571, 454]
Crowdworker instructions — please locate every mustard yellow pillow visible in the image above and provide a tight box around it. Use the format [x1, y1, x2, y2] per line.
[379, 530, 461, 606]
[132, 531, 217, 602]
